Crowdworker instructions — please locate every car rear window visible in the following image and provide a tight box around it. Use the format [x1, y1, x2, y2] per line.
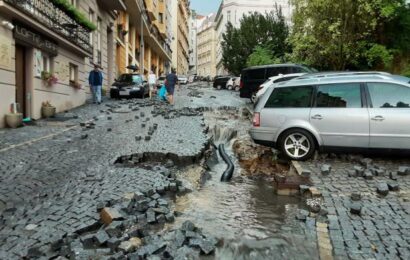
[265, 86, 313, 108]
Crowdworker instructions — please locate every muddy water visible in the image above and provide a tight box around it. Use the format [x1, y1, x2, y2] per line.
[169, 110, 319, 259]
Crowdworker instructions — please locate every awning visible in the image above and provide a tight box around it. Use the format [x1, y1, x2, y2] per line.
[97, 0, 126, 11]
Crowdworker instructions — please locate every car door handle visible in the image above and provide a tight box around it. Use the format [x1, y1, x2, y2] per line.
[371, 116, 385, 121]
[311, 114, 323, 120]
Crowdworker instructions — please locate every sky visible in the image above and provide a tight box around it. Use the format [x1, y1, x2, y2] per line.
[190, 0, 221, 15]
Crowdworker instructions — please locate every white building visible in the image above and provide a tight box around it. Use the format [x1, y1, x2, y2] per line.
[187, 11, 205, 76]
[215, 0, 292, 75]
[197, 13, 217, 78]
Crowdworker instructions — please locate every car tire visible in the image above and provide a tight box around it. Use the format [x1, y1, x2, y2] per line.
[217, 85, 222, 90]
[234, 86, 240, 91]
[278, 129, 316, 161]
[227, 85, 233, 90]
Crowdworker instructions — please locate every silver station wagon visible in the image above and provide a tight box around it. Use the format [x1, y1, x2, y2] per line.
[250, 72, 410, 160]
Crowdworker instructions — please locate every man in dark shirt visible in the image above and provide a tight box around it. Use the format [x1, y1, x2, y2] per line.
[88, 64, 103, 104]
[165, 68, 179, 105]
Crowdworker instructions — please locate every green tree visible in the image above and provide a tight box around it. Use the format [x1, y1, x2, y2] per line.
[290, 0, 409, 72]
[221, 6, 290, 75]
[246, 46, 276, 67]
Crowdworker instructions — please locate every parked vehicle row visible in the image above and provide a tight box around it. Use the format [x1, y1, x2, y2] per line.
[250, 72, 410, 160]
[213, 76, 240, 91]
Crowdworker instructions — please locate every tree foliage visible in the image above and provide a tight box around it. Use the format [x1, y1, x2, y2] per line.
[246, 46, 277, 67]
[221, 7, 290, 75]
[289, 0, 410, 71]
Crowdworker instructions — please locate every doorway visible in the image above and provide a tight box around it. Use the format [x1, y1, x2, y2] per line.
[15, 44, 27, 117]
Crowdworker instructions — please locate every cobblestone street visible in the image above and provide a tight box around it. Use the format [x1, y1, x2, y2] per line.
[299, 157, 410, 260]
[0, 84, 245, 259]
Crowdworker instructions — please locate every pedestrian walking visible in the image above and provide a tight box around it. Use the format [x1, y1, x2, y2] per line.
[88, 64, 103, 104]
[148, 70, 157, 99]
[164, 68, 179, 105]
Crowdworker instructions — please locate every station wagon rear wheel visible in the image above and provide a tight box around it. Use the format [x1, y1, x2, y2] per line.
[217, 85, 222, 90]
[279, 129, 316, 161]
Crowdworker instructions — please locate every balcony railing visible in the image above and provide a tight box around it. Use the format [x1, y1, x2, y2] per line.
[5, 0, 92, 54]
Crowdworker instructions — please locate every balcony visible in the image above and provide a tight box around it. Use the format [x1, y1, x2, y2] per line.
[97, 0, 126, 11]
[4, 0, 92, 54]
[144, 0, 157, 21]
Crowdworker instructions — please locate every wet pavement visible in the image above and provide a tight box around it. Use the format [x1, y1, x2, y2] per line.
[0, 82, 409, 259]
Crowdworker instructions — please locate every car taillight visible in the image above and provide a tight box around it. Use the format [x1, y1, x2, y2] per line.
[253, 112, 260, 127]
[240, 80, 244, 89]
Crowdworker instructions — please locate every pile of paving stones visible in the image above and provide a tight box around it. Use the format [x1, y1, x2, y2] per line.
[47, 184, 218, 259]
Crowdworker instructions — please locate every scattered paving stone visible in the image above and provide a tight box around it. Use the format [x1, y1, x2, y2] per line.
[81, 134, 88, 139]
[107, 128, 112, 132]
[354, 166, 365, 177]
[181, 220, 196, 232]
[398, 166, 409, 176]
[296, 209, 309, 221]
[100, 207, 124, 225]
[389, 171, 398, 180]
[301, 169, 312, 177]
[321, 164, 332, 175]
[94, 230, 110, 246]
[25, 224, 38, 231]
[135, 136, 142, 141]
[308, 203, 321, 214]
[387, 183, 400, 191]
[363, 170, 373, 180]
[377, 183, 389, 196]
[145, 136, 151, 141]
[351, 193, 361, 201]
[118, 237, 142, 253]
[350, 203, 362, 215]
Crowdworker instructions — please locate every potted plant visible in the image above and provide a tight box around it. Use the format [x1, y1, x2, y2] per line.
[41, 71, 58, 87]
[70, 80, 82, 89]
[5, 112, 23, 128]
[41, 101, 56, 118]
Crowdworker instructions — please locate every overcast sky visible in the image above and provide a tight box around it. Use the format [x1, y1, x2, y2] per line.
[190, 0, 221, 15]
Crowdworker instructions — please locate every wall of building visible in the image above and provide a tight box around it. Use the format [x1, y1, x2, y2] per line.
[215, 0, 292, 75]
[197, 14, 217, 78]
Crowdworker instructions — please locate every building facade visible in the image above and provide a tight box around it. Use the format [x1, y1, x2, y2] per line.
[171, 0, 189, 75]
[197, 14, 217, 78]
[215, 0, 292, 75]
[0, 0, 124, 128]
[115, 0, 172, 78]
[0, 0, 172, 128]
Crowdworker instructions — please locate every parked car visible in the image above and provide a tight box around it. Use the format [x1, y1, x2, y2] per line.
[110, 73, 148, 99]
[240, 64, 317, 100]
[178, 75, 188, 85]
[213, 76, 232, 90]
[250, 72, 410, 160]
[226, 77, 240, 90]
[233, 77, 241, 91]
[252, 73, 306, 104]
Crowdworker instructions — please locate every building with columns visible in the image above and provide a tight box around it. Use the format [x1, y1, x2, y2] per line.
[214, 0, 292, 75]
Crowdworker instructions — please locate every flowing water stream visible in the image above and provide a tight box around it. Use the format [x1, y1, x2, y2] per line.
[169, 110, 320, 259]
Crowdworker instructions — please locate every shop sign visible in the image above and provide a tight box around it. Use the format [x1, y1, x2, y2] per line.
[14, 24, 58, 56]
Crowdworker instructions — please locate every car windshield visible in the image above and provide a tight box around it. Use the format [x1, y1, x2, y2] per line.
[118, 74, 142, 84]
[159, 77, 165, 80]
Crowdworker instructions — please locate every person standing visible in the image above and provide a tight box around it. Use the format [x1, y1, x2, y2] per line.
[148, 70, 157, 99]
[165, 68, 179, 105]
[88, 64, 103, 104]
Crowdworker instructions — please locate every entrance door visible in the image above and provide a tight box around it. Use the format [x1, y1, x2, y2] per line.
[15, 44, 26, 117]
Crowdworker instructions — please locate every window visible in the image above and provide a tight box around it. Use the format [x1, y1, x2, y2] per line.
[247, 68, 265, 80]
[41, 52, 52, 73]
[69, 0, 77, 7]
[159, 13, 164, 23]
[315, 83, 362, 108]
[265, 86, 313, 108]
[266, 67, 280, 77]
[97, 18, 102, 65]
[69, 63, 78, 82]
[89, 9, 94, 45]
[367, 83, 410, 108]
[227, 11, 231, 23]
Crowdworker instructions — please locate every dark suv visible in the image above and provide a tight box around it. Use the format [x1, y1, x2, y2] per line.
[239, 64, 317, 99]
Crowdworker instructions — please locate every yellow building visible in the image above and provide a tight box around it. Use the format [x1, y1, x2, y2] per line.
[197, 14, 217, 78]
[115, 0, 171, 78]
[171, 0, 190, 75]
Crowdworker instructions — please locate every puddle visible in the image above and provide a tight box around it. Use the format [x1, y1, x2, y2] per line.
[168, 110, 319, 259]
